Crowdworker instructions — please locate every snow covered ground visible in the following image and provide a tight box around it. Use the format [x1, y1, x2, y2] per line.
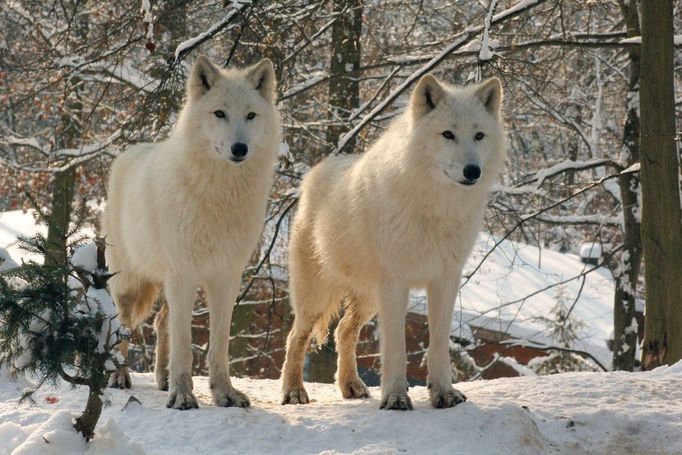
[1, 365, 681, 455]
[1, 209, 674, 454]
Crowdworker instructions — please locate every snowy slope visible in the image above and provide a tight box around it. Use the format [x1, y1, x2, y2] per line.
[0, 210, 96, 265]
[0, 211, 44, 264]
[1, 366, 681, 454]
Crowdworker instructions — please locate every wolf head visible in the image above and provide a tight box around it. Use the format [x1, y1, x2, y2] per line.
[176, 56, 279, 165]
[407, 74, 505, 188]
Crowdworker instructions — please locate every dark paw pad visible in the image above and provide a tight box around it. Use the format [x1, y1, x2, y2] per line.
[166, 390, 199, 410]
[432, 389, 467, 409]
[380, 393, 413, 411]
[282, 389, 310, 405]
[341, 378, 370, 399]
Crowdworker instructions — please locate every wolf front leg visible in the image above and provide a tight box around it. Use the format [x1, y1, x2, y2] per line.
[426, 277, 467, 408]
[165, 277, 199, 410]
[204, 275, 250, 408]
[378, 284, 412, 410]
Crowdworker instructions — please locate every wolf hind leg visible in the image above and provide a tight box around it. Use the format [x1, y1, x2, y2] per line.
[281, 279, 343, 405]
[335, 291, 377, 399]
[153, 299, 169, 391]
[108, 273, 160, 389]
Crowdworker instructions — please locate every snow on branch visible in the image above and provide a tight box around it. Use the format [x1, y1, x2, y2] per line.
[280, 71, 329, 101]
[174, 1, 251, 62]
[479, 0, 499, 62]
[531, 158, 617, 188]
[620, 162, 640, 175]
[531, 213, 622, 227]
[1, 131, 122, 172]
[619, 35, 682, 46]
[2, 136, 46, 155]
[333, 0, 548, 153]
[492, 158, 620, 195]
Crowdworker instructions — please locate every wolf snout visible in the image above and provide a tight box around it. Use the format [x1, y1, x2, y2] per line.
[231, 142, 248, 161]
[461, 164, 481, 185]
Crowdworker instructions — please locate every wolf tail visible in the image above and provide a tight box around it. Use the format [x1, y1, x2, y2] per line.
[309, 294, 345, 347]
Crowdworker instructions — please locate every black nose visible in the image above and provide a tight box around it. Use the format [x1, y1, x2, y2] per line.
[231, 142, 248, 159]
[463, 164, 481, 181]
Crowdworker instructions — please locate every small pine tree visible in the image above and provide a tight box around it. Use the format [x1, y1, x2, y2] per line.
[0, 226, 127, 440]
[532, 284, 598, 374]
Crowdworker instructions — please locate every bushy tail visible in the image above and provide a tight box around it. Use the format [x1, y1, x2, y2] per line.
[309, 295, 345, 348]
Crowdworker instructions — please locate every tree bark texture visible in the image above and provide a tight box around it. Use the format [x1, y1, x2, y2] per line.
[45, 2, 88, 266]
[639, 0, 682, 369]
[326, 0, 363, 155]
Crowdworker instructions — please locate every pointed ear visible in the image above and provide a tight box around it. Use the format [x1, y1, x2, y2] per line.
[476, 77, 503, 114]
[411, 74, 445, 118]
[247, 59, 276, 103]
[188, 55, 220, 99]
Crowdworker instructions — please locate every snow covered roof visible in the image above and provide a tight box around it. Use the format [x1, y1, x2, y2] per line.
[410, 233, 614, 368]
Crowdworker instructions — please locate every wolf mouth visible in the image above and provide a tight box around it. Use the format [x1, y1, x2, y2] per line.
[443, 169, 477, 186]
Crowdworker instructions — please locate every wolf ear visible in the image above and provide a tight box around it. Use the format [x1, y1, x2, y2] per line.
[411, 74, 445, 118]
[188, 56, 220, 99]
[247, 59, 276, 103]
[476, 77, 503, 114]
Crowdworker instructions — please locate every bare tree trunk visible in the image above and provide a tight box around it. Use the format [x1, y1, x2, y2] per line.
[74, 386, 103, 441]
[639, 0, 682, 369]
[326, 0, 363, 155]
[45, 2, 88, 266]
[612, 0, 643, 372]
[45, 167, 77, 266]
[307, 0, 363, 383]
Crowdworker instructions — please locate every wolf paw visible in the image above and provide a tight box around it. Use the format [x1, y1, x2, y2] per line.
[340, 378, 370, 399]
[213, 387, 251, 408]
[380, 393, 413, 411]
[108, 367, 132, 389]
[166, 390, 198, 410]
[430, 387, 467, 409]
[282, 388, 310, 405]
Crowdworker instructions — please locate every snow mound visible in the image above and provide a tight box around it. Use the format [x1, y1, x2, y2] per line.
[1, 368, 681, 455]
[0, 247, 18, 271]
[0, 421, 32, 454]
[85, 418, 146, 455]
[11, 410, 86, 455]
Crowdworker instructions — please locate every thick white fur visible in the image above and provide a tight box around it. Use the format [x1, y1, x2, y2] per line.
[281, 75, 506, 410]
[102, 56, 280, 409]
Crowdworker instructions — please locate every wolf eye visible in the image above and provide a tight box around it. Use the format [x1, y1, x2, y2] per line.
[214, 110, 226, 119]
[442, 131, 455, 140]
[475, 132, 485, 140]
[246, 112, 256, 120]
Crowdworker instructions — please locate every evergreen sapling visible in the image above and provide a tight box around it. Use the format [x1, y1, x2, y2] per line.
[0, 230, 128, 440]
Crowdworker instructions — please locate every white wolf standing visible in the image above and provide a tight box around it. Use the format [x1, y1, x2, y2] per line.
[281, 74, 506, 410]
[102, 56, 280, 409]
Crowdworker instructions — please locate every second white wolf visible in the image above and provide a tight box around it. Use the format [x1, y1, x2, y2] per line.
[281, 74, 506, 410]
